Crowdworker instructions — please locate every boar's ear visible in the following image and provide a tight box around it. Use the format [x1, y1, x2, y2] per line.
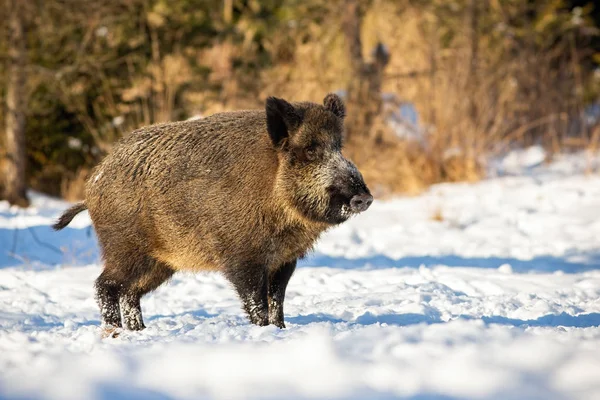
[323, 93, 345, 119]
[266, 96, 301, 148]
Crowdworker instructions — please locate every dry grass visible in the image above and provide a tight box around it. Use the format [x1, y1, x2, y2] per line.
[29, 166, 90, 201]
[60, 168, 90, 201]
[345, 1, 591, 195]
[346, 134, 484, 199]
[34, 1, 596, 200]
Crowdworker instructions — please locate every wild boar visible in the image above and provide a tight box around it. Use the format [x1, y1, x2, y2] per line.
[53, 93, 373, 331]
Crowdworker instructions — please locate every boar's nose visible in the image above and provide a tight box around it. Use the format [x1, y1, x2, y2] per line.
[349, 193, 373, 213]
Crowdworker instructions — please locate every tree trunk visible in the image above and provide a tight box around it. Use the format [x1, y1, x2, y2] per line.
[468, 0, 478, 120]
[3, 0, 29, 207]
[223, 0, 233, 24]
[342, 0, 389, 144]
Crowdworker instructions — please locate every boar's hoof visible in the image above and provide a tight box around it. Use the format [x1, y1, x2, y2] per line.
[268, 308, 286, 328]
[246, 307, 269, 326]
[272, 320, 286, 329]
[249, 313, 269, 327]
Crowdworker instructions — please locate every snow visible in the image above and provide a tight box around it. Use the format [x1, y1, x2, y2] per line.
[493, 145, 547, 175]
[1, 150, 600, 399]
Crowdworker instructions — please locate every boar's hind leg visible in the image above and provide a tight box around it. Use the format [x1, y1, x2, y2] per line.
[120, 258, 175, 331]
[95, 268, 124, 329]
[268, 260, 297, 329]
[225, 265, 269, 326]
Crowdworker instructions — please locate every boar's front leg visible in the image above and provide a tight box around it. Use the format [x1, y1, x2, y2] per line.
[268, 260, 296, 328]
[226, 264, 269, 326]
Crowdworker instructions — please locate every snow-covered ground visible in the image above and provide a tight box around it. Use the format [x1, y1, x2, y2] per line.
[1, 150, 600, 400]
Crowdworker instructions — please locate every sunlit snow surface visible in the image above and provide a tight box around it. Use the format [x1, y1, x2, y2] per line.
[1, 149, 600, 400]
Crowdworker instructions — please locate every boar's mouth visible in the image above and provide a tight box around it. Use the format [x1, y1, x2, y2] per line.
[323, 185, 373, 224]
[290, 179, 373, 225]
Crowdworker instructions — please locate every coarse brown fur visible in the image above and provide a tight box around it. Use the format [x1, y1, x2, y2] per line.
[54, 94, 372, 331]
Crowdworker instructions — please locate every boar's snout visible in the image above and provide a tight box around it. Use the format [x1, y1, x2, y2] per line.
[328, 155, 373, 219]
[349, 193, 373, 213]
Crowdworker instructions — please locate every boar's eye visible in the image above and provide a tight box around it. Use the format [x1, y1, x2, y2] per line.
[304, 147, 318, 161]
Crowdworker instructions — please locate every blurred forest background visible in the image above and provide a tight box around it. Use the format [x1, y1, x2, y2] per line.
[1, 0, 600, 207]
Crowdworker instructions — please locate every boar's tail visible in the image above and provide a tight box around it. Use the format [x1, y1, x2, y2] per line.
[52, 202, 88, 231]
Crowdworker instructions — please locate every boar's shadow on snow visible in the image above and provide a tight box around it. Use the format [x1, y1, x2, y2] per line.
[53, 93, 372, 332]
